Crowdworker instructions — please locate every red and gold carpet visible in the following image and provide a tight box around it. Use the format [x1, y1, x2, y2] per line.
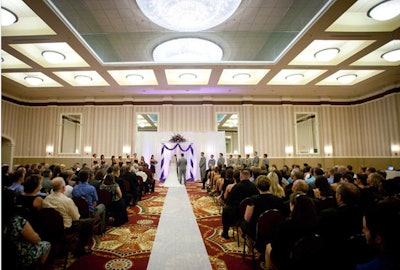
[54, 182, 262, 270]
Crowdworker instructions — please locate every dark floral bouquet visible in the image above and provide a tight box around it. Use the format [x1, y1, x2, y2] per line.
[169, 133, 186, 143]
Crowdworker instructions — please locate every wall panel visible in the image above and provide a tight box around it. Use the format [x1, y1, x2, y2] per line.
[2, 93, 399, 170]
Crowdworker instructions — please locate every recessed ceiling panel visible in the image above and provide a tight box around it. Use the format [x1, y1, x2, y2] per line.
[1, 50, 31, 69]
[352, 40, 400, 66]
[165, 69, 211, 85]
[326, 0, 400, 32]
[2, 72, 62, 87]
[1, 0, 56, 36]
[108, 70, 158, 85]
[267, 69, 327, 85]
[218, 69, 269, 85]
[289, 40, 375, 66]
[53, 71, 109, 86]
[316, 70, 385, 86]
[10, 42, 89, 68]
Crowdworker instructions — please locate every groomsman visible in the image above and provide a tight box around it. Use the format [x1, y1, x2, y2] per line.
[236, 154, 243, 167]
[178, 154, 187, 185]
[227, 154, 234, 167]
[252, 151, 259, 167]
[199, 152, 207, 189]
[245, 154, 251, 167]
[262, 153, 269, 171]
[217, 153, 225, 170]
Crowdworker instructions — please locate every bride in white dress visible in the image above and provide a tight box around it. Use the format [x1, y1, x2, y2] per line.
[163, 155, 181, 187]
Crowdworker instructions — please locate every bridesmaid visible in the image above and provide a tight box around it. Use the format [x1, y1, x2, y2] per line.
[150, 155, 157, 176]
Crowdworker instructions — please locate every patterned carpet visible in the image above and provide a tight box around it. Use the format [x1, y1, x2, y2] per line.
[53, 182, 261, 270]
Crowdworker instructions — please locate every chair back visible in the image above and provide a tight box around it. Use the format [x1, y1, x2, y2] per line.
[72, 196, 90, 218]
[239, 197, 252, 218]
[256, 209, 284, 243]
[123, 180, 131, 192]
[37, 208, 65, 242]
[290, 234, 324, 270]
[137, 176, 143, 185]
[97, 189, 112, 207]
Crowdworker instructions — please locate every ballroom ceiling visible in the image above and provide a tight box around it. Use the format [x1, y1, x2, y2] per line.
[1, 0, 400, 104]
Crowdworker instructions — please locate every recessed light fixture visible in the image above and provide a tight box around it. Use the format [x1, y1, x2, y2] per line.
[74, 75, 93, 84]
[179, 73, 197, 81]
[42, 50, 66, 64]
[285, 74, 304, 83]
[337, 74, 357, 84]
[126, 74, 144, 82]
[1, 7, 18, 26]
[232, 73, 251, 82]
[314, 48, 340, 61]
[153, 38, 223, 62]
[367, 0, 400, 21]
[136, 0, 242, 32]
[381, 48, 400, 62]
[24, 76, 44, 86]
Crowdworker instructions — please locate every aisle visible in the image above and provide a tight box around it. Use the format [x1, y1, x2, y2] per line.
[147, 186, 212, 270]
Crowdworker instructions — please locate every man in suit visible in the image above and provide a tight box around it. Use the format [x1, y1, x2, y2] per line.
[178, 153, 187, 185]
[208, 154, 216, 168]
[199, 152, 207, 189]
[217, 153, 225, 170]
[252, 151, 259, 167]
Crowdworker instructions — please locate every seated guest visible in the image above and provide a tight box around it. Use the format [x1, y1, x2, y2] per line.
[313, 175, 337, 212]
[8, 169, 25, 197]
[41, 169, 52, 193]
[120, 165, 139, 205]
[58, 171, 74, 198]
[223, 169, 240, 203]
[15, 174, 44, 230]
[143, 164, 155, 193]
[91, 169, 104, 189]
[221, 168, 259, 239]
[267, 193, 318, 270]
[241, 175, 284, 260]
[136, 166, 148, 194]
[43, 177, 94, 255]
[318, 182, 363, 269]
[356, 197, 400, 270]
[3, 188, 51, 268]
[72, 169, 106, 234]
[100, 174, 128, 226]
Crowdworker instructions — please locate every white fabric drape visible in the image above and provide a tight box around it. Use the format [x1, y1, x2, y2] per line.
[135, 132, 226, 180]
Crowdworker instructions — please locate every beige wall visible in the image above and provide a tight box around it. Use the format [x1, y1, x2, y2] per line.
[2, 93, 400, 170]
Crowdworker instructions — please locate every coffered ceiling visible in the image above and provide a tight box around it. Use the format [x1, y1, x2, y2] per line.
[1, 0, 400, 104]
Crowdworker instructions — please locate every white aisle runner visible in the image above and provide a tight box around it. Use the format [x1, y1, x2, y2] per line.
[147, 186, 212, 270]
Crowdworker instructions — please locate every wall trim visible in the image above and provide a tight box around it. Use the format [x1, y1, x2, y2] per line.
[2, 88, 399, 107]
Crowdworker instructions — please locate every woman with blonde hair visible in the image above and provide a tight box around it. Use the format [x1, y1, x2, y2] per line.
[267, 171, 285, 198]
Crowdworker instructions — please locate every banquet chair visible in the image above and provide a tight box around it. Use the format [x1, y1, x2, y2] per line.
[234, 197, 251, 247]
[37, 208, 79, 270]
[72, 196, 102, 234]
[136, 175, 144, 200]
[243, 209, 284, 265]
[289, 234, 324, 270]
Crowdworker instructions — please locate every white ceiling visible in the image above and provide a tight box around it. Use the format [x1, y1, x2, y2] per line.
[1, 0, 400, 104]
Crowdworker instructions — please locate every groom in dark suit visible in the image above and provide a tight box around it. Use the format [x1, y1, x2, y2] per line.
[178, 153, 187, 185]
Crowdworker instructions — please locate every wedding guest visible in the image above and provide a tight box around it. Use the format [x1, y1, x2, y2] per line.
[8, 169, 25, 197]
[221, 168, 259, 239]
[41, 169, 52, 193]
[100, 174, 128, 226]
[3, 189, 51, 268]
[2, 164, 13, 187]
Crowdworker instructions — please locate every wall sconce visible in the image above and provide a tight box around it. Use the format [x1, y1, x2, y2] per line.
[123, 146, 131, 155]
[285, 146, 293, 157]
[84, 146, 92, 155]
[391, 144, 400, 156]
[46, 145, 54, 156]
[324, 145, 333, 156]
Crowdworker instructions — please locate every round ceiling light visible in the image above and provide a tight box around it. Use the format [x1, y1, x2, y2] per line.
[153, 38, 223, 62]
[179, 73, 197, 81]
[126, 74, 144, 82]
[74, 75, 93, 84]
[136, 0, 241, 32]
[285, 74, 304, 83]
[314, 48, 340, 62]
[367, 0, 400, 21]
[1, 7, 18, 26]
[381, 48, 400, 62]
[232, 73, 251, 82]
[336, 74, 357, 84]
[24, 76, 44, 86]
[42, 50, 66, 64]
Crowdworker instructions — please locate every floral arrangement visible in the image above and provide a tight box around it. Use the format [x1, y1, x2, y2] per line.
[169, 133, 186, 143]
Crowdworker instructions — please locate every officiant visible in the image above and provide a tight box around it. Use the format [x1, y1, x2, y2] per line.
[178, 154, 187, 185]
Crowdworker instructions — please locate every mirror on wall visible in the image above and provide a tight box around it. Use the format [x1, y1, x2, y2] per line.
[295, 112, 319, 154]
[217, 113, 239, 154]
[59, 114, 81, 154]
[137, 113, 158, 131]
